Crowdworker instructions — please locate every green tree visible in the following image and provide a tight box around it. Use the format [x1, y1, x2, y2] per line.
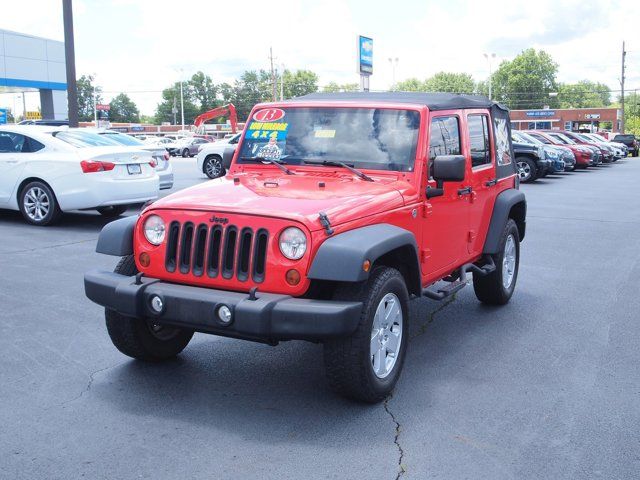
[108, 93, 140, 123]
[423, 72, 475, 93]
[220, 70, 272, 120]
[282, 69, 319, 98]
[77, 74, 102, 121]
[323, 81, 359, 93]
[623, 91, 640, 135]
[557, 80, 611, 108]
[491, 49, 559, 109]
[396, 78, 426, 92]
[189, 71, 219, 112]
[154, 82, 199, 125]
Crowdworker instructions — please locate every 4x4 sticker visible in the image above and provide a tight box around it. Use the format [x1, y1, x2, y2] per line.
[248, 120, 289, 141]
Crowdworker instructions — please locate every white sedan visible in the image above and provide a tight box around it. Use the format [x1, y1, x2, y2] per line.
[196, 133, 241, 178]
[0, 125, 159, 226]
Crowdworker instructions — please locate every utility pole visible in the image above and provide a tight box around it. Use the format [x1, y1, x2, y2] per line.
[280, 63, 285, 101]
[620, 41, 627, 134]
[484, 53, 496, 100]
[62, 0, 79, 127]
[179, 68, 185, 131]
[269, 47, 277, 102]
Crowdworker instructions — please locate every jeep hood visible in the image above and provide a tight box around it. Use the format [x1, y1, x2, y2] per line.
[150, 172, 412, 231]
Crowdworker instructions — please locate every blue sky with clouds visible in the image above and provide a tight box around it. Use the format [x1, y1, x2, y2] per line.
[1, 0, 639, 115]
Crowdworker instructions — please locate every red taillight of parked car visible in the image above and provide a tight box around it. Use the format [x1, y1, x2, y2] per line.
[163, 152, 170, 161]
[80, 160, 116, 173]
[149, 160, 157, 168]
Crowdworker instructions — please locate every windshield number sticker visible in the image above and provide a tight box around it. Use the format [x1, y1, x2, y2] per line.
[314, 129, 336, 138]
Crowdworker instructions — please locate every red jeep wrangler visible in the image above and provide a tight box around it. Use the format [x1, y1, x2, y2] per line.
[85, 92, 526, 403]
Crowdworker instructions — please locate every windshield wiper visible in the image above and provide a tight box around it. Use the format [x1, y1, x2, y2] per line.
[301, 159, 374, 182]
[239, 156, 295, 175]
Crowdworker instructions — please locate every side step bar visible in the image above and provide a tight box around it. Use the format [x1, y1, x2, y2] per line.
[422, 256, 496, 301]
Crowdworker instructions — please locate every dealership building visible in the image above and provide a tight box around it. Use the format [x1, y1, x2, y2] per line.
[0, 29, 68, 120]
[510, 107, 621, 133]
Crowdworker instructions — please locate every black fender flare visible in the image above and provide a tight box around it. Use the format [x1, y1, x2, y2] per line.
[307, 224, 421, 295]
[95, 215, 138, 256]
[483, 189, 527, 254]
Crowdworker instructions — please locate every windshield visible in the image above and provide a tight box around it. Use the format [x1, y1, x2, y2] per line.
[101, 132, 143, 146]
[53, 130, 122, 148]
[238, 107, 420, 172]
[518, 132, 543, 145]
[549, 133, 575, 145]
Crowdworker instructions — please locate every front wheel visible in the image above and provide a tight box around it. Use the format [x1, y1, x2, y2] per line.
[182, 148, 190, 158]
[105, 255, 194, 361]
[324, 267, 409, 403]
[516, 157, 538, 183]
[203, 155, 225, 179]
[473, 219, 520, 305]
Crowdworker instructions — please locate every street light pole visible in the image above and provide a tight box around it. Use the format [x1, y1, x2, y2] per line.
[388, 57, 399, 90]
[62, 0, 79, 127]
[179, 68, 185, 131]
[484, 53, 496, 100]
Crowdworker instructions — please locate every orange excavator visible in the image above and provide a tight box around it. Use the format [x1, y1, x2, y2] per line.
[193, 103, 238, 135]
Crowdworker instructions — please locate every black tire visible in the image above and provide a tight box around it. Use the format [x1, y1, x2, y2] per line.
[19, 180, 62, 226]
[515, 157, 538, 183]
[324, 267, 409, 403]
[473, 219, 520, 305]
[203, 155, 225, 179]
[97, 205, 127, 217]
[105, 255, 194, 361]
[182, 148, 190, 158]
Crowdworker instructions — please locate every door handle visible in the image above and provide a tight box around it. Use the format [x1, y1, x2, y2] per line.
[484, 179, 498, 187]
[457, 186, 473, 196]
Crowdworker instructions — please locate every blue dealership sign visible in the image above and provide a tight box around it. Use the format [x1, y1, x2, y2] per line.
[358, 35, 373, 75]
[0, 108, 7, 124]
[526, 110, 555, 117]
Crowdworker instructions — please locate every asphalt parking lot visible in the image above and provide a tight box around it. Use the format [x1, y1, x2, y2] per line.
[1, 157, 639, 480]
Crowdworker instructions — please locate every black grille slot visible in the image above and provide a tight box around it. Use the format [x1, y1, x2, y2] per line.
[222, 227, 237, 279]
[179, 222, 194, 274]
[237, 228, 253, 282]
[165, 221, 180, 272]
[252, 229, 268, 283]
[207, 226, 223, 278]
[192, 224, 208, 276]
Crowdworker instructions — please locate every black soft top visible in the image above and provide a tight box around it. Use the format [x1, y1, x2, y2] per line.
[287, 91, 508, 112]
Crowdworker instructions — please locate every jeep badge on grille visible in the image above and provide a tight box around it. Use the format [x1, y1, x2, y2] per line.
[209, 215, 229, 224]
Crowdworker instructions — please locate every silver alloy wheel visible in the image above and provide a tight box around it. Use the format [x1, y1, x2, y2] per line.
[23, 186, 50, 221]
[370, 292, 403, 379]
[502, 234, 517, 289]
[517, 161, 531, 181]
[204, 157, 222, 178]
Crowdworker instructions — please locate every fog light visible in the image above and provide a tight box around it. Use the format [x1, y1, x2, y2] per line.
[285, 269, 301, 286]
[217, 305, 232, 324]
[150, 295, 164, 313]
[139, 252, 150, 267]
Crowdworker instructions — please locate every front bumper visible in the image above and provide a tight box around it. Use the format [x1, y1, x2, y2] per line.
[84, 270, 362, 343]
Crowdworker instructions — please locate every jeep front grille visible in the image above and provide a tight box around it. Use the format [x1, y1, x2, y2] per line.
[165, 221, 268, 283]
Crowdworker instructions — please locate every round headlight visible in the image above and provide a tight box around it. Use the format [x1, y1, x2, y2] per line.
[279, 227, 307, 260]
[143, 214, 165, 245]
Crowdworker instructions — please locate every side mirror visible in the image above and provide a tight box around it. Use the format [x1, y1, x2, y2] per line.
[427, 155, 466, 199]
[222, 147, 235, 168]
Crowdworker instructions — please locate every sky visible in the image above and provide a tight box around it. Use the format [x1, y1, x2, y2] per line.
[1, 0, 639, 116]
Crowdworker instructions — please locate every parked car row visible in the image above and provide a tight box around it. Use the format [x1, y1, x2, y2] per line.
[0, 126, 170, 226]
[511, 129, 631, 183]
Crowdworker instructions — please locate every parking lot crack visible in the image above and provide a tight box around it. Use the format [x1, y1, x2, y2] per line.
[0, 238, 97, 255]
[59, 361, 123, 407]
[412, 293, 457, 338]
[384, 393, 406, 479]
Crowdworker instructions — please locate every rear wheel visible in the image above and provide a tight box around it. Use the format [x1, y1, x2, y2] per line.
[97, 205, 127, 217]
[182, 148, 190, 158]
[324, 267, 409, 403]
[203, 155, 225, 179]
[473, 219, 520, 305]
[105, 255, 194, 361]
[516, 157, 538, 183]
[19, 181, 62, 226]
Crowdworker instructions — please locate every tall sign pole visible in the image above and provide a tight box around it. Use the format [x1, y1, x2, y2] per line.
[620, 41, 626, 134]
[62, 0, 78, 127]
[358, 36, 373, 92]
